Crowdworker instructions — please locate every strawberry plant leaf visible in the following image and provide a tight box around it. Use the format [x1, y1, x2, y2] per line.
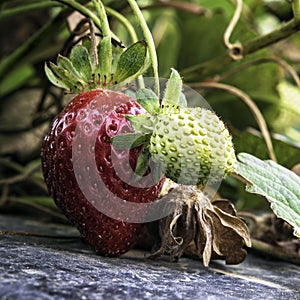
[236, 152, 300, 238]
[114, 41, 147, 84]
[136, 88, 160, 114]
[267, 80, 300, 134]
[69, 45, 93, 83]
[110, 133, 149, 150]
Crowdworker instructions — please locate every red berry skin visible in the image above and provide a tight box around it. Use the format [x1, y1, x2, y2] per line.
[41, 89, 164, 256]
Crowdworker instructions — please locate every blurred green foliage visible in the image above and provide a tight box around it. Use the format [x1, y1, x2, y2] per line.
[0, 0, 299, 217]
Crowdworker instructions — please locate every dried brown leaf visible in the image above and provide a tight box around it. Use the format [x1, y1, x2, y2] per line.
[147, 185, 251, 266]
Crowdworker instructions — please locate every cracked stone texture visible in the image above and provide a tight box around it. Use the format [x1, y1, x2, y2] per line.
[0, 214, 299, 300]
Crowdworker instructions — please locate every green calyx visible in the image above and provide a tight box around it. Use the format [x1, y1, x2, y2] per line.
[45, 1, 148, 93]
[111, 69, 237, 186]
[45, 39, 147, 93]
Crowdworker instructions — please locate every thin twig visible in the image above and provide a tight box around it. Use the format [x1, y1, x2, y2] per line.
[190, 82, 277, 162]
[89, 19, 99, 69]
[104, 6, 145, 88]
[223, 0, 244, 60]
[3, 196, 67, 222]
[292, 0, 300, 21]
[143, 0, 208, 15]
[127, 0, 160, 96]
[105, 6, 138, 43]
[251, 238, 300, 266]
[0, 230, 77, 239]
[218, 56, 300, 89]
[0, 1, 63, 20]
[0, 184, 9, 205]
[181, 18, 300, 80]
[0, 165, 40, 185]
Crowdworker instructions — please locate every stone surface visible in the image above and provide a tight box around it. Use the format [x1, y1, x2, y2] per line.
[0, 214, 299, 300]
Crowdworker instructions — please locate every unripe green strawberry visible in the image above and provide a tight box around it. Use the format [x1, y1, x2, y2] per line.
[112, 69, 237, 187]
[149, 106, 236, 186]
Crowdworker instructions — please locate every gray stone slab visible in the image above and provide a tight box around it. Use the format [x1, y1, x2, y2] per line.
[0, 214, 299, 300]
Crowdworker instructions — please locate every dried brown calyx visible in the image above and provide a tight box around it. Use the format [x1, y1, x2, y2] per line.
[148, 184, 251, 267]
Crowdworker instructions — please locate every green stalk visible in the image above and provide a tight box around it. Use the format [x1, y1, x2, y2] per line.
[127, 0, 159, 96]
[0, 10, 67, 82]
[54, 0, 99, 25]
[0, 1, 62, 20]
[104, 6, 145, 88]
[105, 6, 138, 43]
[292, 0, 300, 21]
[92, 0, 112, 83]
[1, 0, 121, 45]
[53, 0, 120, 44]
[181, 18, 300, 80]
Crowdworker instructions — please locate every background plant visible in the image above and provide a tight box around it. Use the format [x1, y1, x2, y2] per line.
[0, 0, 299, 264]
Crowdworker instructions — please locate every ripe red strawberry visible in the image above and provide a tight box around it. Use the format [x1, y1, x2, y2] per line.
[40, 1, 167, 258]
[41, 89, 165, 256]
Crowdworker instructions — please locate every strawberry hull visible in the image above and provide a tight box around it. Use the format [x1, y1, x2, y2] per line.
[41, 89, 164, 256]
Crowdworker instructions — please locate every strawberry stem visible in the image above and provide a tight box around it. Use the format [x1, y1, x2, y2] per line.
[292, 0, 300, 21]
[127, 0, 160, 96]
[105, 6, 138, 43]
[92, 0, 112, 84]
[54, 0, 121, 45]
[104, 6, 145, 89]
[89, 19, 99, 69]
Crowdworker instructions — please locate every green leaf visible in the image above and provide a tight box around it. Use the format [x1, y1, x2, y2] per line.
[0, 64, 34, 97]
[126, 114, 154, 133]
[69, 45, 93, 83]
[136, 88, 160, 114]
[114, 41, 147, 84]
[236, 152, 300, 238]
[110, 133, 149, 150]
[272, 80, 300, 131]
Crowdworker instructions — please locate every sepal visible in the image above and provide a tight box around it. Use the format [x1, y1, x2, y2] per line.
[110, 132, 150, 150]
[133, 146, 151, 179]
[178, 92, 187, 108]
[69, 45, 93, 83]
[136, 88, 160, 114]
[162, 68, 183, 107]
[126, 114, 154, 133]
[57, 55, 81, 79]
[114, 41, 147, 84]
[44, 62, 84, 92]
